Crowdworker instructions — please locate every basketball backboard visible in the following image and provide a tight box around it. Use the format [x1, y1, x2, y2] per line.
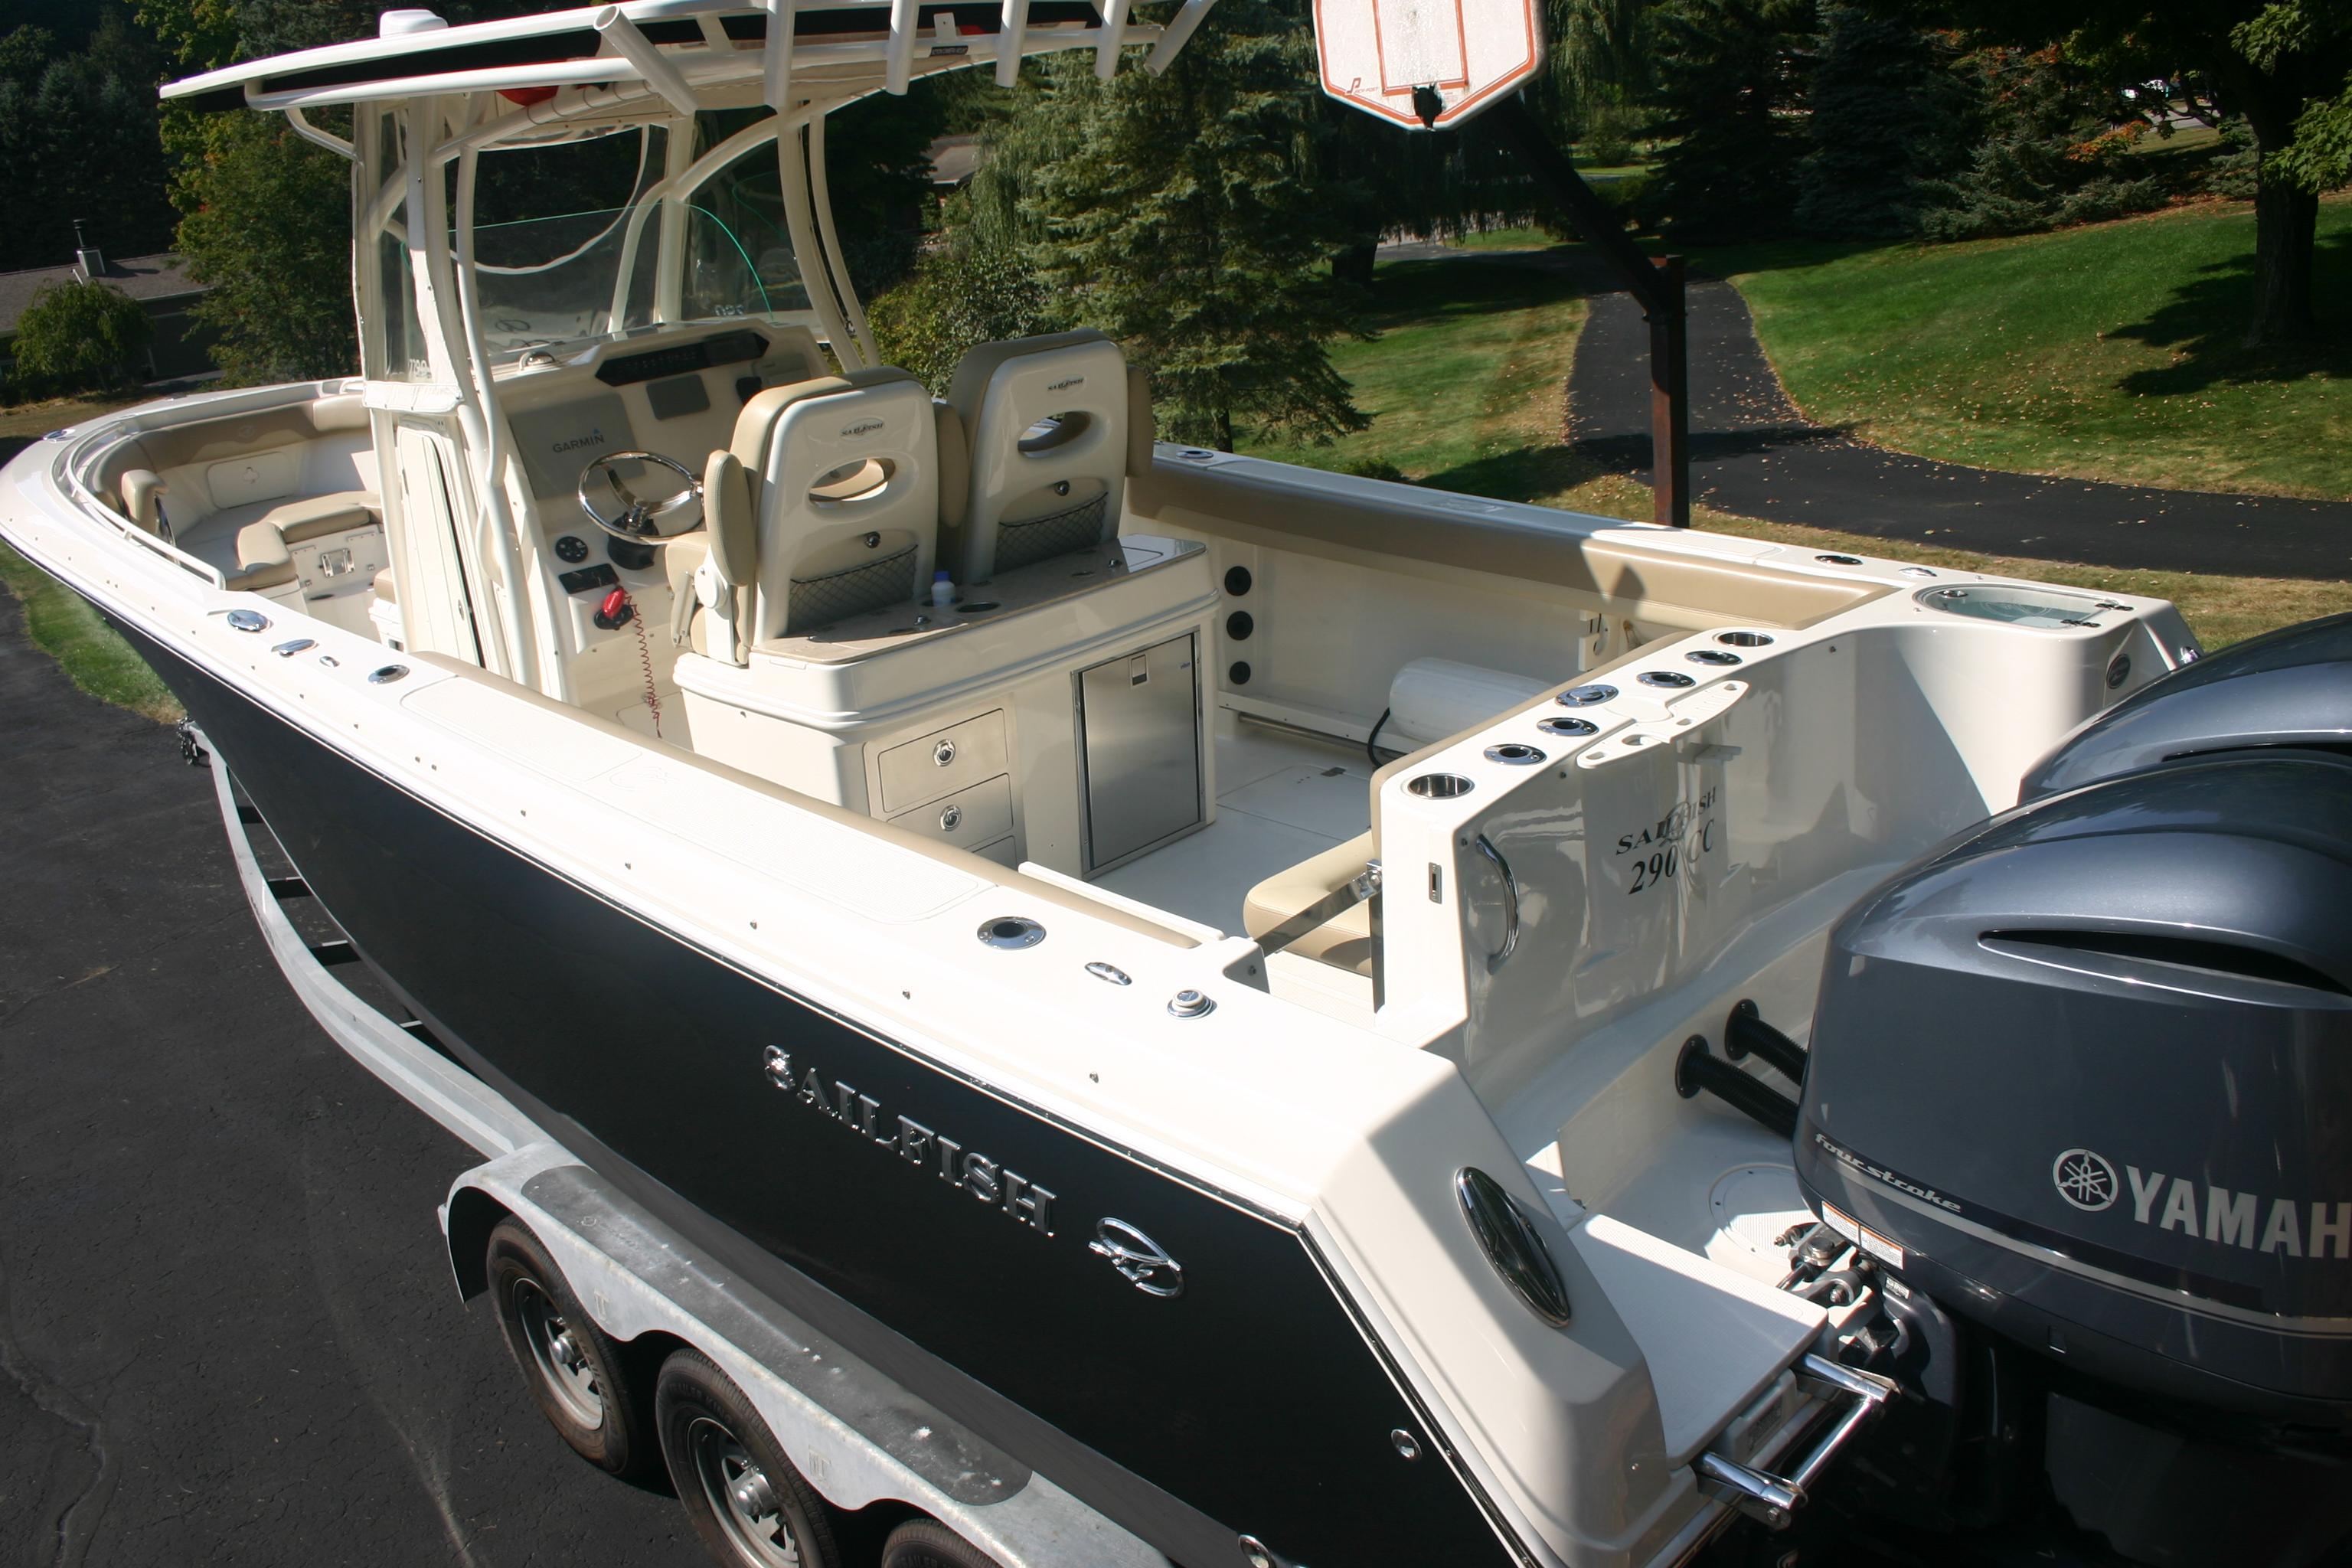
[1312, 0, 1543, 130]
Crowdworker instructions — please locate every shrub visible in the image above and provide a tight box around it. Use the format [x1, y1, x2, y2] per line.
[1579, 103, 1645, 168]
[865, 235, 1052, 394]
[8, 278, 151, 397]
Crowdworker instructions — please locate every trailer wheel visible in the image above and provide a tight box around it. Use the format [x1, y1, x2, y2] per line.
[657, 1348, 841, 1568]
[880, 1517, 1007, 1568]
[485, 1217, 649, 1478]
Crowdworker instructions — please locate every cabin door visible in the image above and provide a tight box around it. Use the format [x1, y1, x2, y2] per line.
[387, 418, 493, 669]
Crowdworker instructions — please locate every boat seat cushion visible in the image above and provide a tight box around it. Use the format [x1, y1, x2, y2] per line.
[372, 568, 396, 604]
[1243, 831, 1377, 976]
[942, 331, 1129, 583]
[215, 489, 380, 557]
[118, 469, 168, 534]
[226, 524, 296, 593]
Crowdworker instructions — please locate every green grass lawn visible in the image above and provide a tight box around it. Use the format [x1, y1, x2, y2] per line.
[0, 538, 183, 721]
[1248, 252, 1592, 496]
[1694, 195, 2352, 498]
[1242, 247, 2352, 649]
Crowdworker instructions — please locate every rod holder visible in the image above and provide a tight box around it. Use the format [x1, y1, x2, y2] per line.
[1676, 1037, 1798, 1141]
[1723, 998, 1808, 1086]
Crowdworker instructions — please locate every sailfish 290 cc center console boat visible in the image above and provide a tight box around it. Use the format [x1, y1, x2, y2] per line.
[5, 7, 2348, 1567]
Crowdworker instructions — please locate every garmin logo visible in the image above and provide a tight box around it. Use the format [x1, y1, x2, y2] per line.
[840, 418, 885, 438]
[1046, 375, 1085, 392]
[761, 1047, 1057, 1236]
[552, 426, 608, 454]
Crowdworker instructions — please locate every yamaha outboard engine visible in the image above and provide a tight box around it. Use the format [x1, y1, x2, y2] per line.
[1794, 615, 2352, 1566]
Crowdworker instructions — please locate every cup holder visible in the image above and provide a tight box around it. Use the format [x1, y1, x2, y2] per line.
[1638, 670, 1697, 688]
[1407, 773, 1475, 799]
[1559, 683, 1618, 707]
[1687, 648, 1743, 666]
[1716, 631, 1773, 648]
[956, 601, 1001, 614]
[977, 916, 1046, 949]
[1484, 743, 1547, 766]
[1537, 716, 1598, 737]
[1815, 553, 1864, 566]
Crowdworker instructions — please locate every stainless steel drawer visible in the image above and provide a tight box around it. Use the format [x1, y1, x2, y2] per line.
[875, 709, 1007, 813]
[887, 775, 1013, 854]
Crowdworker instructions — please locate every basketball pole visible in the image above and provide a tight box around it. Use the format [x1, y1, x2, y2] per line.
[1488, 95, 1690, 528]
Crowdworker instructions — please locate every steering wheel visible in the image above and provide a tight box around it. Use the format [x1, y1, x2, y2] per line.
[577, 451, 703, 542]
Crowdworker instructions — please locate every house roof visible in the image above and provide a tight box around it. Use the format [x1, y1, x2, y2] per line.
[0, 254, 205, 336]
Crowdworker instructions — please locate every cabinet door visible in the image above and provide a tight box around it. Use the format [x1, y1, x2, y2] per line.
[1079, 633, 1202, 870]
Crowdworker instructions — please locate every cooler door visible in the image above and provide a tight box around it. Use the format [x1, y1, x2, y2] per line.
[1079, 633, 1202, 871]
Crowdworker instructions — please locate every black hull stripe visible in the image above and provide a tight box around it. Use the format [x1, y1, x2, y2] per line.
[106, 609, 1521, 1568]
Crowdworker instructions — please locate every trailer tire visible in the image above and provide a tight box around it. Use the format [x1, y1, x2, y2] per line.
[880, 1517, 1007, 1568]
[485, 1217, 650, 1478]
[657, 1348, 841, 1568]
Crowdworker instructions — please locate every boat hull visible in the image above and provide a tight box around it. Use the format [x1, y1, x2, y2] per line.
[108, 612, 1521, 1568]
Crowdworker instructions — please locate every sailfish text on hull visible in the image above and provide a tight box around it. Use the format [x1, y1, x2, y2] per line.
[761, 1046, 1060, 1236]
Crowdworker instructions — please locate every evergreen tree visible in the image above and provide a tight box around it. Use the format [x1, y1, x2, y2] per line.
[0, 11, 178, 273]
[984, 0, 1372, 449]
[1796, 4, 1975, 237]
[1918, 45, 2163, 240]
[1639, 0, 1817, 240]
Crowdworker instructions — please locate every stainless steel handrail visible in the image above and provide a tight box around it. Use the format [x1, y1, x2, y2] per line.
[1694, 1353, 1900, 1530]
[1472, 834, 1518, 969]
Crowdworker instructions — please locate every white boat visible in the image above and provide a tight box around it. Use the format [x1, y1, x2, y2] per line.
[9, 8, 2349, 1567]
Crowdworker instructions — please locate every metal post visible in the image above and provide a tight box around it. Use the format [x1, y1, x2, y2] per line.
[1489, 96, 1692, 526]
[1648, 254, 1690, 528]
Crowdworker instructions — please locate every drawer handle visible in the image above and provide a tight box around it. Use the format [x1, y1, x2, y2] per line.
[939, 803, 963, 831]
[933, 739, 957, 767]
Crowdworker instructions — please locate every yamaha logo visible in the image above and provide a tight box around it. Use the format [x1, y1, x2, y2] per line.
[1046, 375, 1084, 391]
[2053, 1148, 2119, 1212]
[840, 418, 885, 438]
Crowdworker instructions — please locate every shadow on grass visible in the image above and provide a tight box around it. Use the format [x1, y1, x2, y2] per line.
[2109, 227, 2352, 394]
[1560, 426, 1855, 477]
[1415, 442, 1615, 502]
[1363, 253, 1591, 328]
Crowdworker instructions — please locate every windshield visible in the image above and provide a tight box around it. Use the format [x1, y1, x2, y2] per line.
[467, 123, 817, 362]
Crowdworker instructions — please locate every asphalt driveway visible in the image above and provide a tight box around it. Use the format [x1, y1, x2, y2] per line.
[0, 588, 699, 1568]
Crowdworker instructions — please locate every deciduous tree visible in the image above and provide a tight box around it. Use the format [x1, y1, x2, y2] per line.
[1892, 0, 2352, 344]
[10, 279, 153, 396]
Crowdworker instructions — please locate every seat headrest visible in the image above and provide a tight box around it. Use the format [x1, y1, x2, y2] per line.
[729, 366, 923, 479]
[945, 330, 1119, 431]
